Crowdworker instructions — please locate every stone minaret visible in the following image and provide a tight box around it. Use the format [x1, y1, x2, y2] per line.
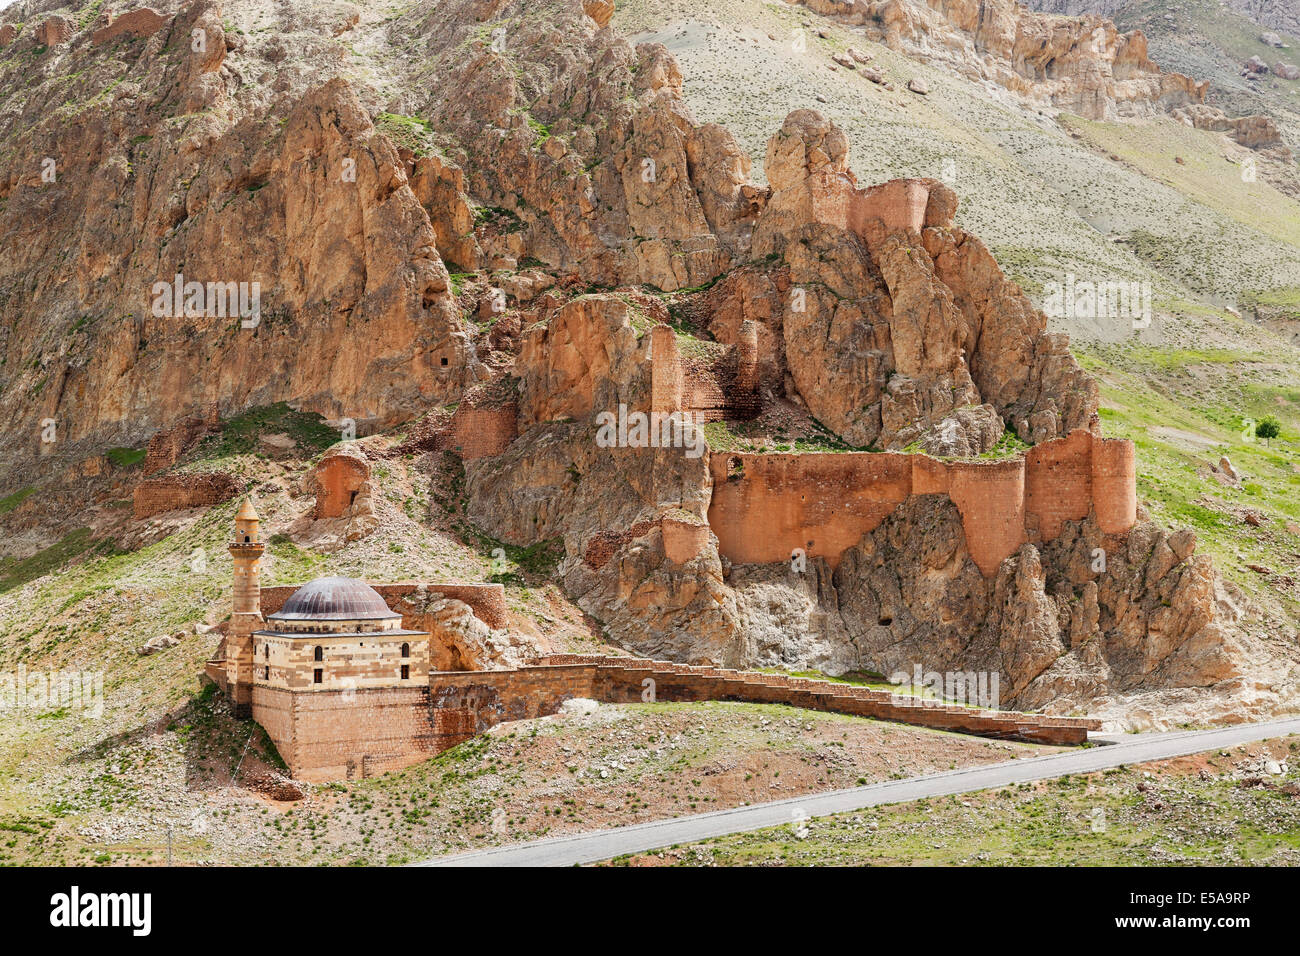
[225, 497, 264, 716]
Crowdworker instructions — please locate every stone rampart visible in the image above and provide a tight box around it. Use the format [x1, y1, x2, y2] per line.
[707, 429, 1136, 576]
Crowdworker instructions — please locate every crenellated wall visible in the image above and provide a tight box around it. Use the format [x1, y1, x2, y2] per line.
[706, 429, 1136, 576]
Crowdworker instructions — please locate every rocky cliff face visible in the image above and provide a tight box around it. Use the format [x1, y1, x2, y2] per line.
[453, 109, 1285, 727]
[0, 0, 756, 486]
[1223, 0, 1300, 36]
[2, 0, 1290, 729]
[792, 0, 1206, 120]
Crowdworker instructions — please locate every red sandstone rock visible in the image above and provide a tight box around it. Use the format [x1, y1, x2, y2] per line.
[583, 0, 615, 28]
[0, 25, 16, 47]
[792, 0, 1206, 121]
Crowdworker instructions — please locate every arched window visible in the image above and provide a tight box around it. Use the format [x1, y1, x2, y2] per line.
[313, 645, 323, 662]
[401, 642, 410, 658]
[264, 645, 270, 659]
[244, 534, 250, 544]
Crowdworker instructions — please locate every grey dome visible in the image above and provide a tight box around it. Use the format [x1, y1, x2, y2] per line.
[268, 577, 400, 621]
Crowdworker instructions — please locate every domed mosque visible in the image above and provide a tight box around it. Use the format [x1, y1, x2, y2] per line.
[255, 577, 429, 690]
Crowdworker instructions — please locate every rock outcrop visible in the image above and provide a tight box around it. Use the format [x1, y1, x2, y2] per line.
[723, 110, 1096, 449]
[790, 0, 1207, 120]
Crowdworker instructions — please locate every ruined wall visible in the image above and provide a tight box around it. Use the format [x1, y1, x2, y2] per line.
[447, 403, 518, 460]
[849, 178, 931, 247]
[259, 581, 508, 629]
[707, 430, 1136, 576]
[132, 472, 241, 518]
[91, 7, 168, 45]
[650, 325, 683, 413]
[661, 513, 711, 565]
[310, 450, 370, 519]
[253, 684, 439, 782]
[144, 406, 219, 475]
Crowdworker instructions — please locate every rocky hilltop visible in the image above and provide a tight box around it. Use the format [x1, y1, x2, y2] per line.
[790, 0, 1206, 119]
[1, 0, 1297, 731]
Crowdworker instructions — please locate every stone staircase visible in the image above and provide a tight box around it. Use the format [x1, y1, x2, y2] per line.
[540, 654, 1100, 746]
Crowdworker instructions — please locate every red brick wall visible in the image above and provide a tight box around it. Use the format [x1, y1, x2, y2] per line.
[947, 458, 1027, 576]
[1024, 428, 1095, 542]
[133, 472, 241, 519]
[1091, 438, 1137, 535]
[91, 7, 168, 45]
[850, 178, 930, 244]
[449, 404, 518, 460]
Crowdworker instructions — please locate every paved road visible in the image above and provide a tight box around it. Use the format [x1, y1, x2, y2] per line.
[417, 716, 1300, 867]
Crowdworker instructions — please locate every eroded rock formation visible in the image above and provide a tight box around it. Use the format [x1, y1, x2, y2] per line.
[793, 0, 1206, 120]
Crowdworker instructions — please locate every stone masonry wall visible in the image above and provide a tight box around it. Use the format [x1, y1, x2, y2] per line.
[707, 429, 1136, 576]
[254, 631, 430, 691]
[708, 451, 913, 569]
[431, 657, 1099, 752]
[447, 403, 518, 460]
[253, 656, 1098, 780]
[253, 684, 439, 782]
[132, 472, 241, 519]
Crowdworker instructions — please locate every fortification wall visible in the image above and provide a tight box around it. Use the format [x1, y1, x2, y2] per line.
[707, 452, 914, 568]
[310, 451, 369, 518]
[1091, 438, 1137, 534]
[431, 657, 1099, 749]
[650, 325, 683, 413]
[249, 655, 1098, 780]
[259, 581, 508, 630]
[132, 472, 241, 519]
[91, 7, 168, 45]
[144, 406, 218, 475]
[707, 430, 1136, 576]
[1023, 428, 1093, 541]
